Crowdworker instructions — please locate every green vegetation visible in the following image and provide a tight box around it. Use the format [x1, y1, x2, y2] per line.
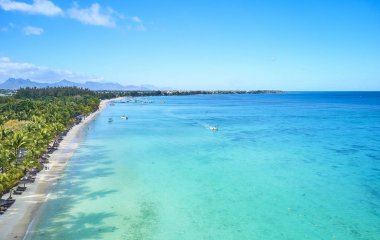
[15, 87, 95, 98]
[96, 89, 284, 99]
[0, 87, 100, 197]
[0, 89, 15, 97]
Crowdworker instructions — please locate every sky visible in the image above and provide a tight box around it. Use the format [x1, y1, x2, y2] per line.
[0, 0, 379, 90]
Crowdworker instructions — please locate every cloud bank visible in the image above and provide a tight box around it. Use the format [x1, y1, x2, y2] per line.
[0, 0, 143, 29]
[0, 57, 104, 83]
[0, 0, 63, 16]
[67, 2, 116, 27]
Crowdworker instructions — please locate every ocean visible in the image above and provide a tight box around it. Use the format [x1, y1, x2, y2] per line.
[26, 92, 380, 240]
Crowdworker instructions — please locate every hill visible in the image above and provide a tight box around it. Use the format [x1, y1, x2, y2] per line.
[0, 78, 154, 91]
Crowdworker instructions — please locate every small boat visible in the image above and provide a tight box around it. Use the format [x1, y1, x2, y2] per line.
[108, 118, 113, 123]
[121, 115, 128, 120]
[209, 126, 218, 132]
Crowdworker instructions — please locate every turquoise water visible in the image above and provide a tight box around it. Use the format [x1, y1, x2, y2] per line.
[27, 92, 380, 240]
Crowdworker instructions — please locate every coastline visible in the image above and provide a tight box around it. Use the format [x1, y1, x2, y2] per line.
[0, 97, 120, 240]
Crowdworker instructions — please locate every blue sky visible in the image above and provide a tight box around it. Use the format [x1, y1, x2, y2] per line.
[0, 0, 379, 90]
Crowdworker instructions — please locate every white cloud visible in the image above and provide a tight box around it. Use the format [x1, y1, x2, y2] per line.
[67, 2, 116, 28]
[0, 1, 144, 30]
[131, 16, 141, 23]
[0, 0, 63, 16]
[0, 57, 104, 83]
[127, 16, 145, 31]
[23, 26, 43, 35]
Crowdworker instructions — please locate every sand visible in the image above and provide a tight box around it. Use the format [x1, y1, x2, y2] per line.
[0, 98, 120, 240]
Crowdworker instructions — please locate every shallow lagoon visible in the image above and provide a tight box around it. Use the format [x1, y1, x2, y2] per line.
[27, 92, 380, 239]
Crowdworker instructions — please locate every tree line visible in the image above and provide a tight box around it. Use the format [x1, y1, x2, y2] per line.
[0, 87, 100, 196]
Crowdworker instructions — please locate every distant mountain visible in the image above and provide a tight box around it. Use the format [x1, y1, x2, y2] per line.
[140, 84, 172, 91]
[83, 81, 142, 91]
[0, 78, 49, 89]
[0, 78, 160, 91]
[51, 79, 77, 87]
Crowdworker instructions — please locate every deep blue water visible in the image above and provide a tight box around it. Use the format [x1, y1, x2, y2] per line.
[27, 92, 380, 240]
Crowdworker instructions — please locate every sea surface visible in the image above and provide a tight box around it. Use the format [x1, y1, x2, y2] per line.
[26, 92, 380, 240]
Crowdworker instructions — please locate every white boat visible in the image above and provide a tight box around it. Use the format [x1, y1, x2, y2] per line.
[209, 126, 218, 131]
[121, 115, 128, 120]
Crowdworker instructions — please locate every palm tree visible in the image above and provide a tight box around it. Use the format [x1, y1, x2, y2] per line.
[0, 146, 10, 173]
[6, 132, 28, 165]
[0, 126, 10, 140]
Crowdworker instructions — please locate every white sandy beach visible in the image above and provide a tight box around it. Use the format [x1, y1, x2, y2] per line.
[0, 98, 120, 240]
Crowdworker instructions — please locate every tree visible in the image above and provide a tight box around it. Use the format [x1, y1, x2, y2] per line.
[0, 126, 10, 140]
[5, 132, 28, 165]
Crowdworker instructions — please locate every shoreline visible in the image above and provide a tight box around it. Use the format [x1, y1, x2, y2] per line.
[0, 97, 121, 240]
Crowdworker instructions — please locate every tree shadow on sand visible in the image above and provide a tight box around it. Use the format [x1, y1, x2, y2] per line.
[26, 177, 119, 240]
[26, 145, 121, 239]
[29, 210, 118, 239]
